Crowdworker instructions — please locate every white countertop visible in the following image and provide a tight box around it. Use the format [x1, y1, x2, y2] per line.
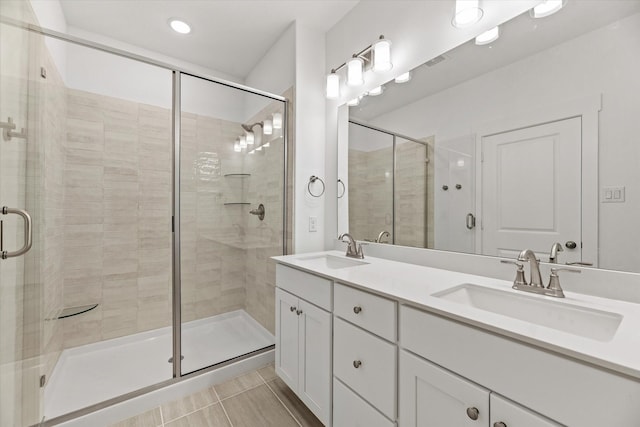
[273, 250, 640, 379]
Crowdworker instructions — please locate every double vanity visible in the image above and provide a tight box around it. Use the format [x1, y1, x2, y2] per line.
[272, 251, 640, 427]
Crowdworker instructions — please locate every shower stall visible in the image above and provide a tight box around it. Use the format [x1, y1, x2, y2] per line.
[0, 2, 288, 425]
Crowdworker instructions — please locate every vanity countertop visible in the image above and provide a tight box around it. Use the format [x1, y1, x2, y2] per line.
[273, 250, 640, 380]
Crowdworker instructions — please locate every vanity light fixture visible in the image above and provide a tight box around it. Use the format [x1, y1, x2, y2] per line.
[347, 97, 361, 107]
[239, 135, 247, 149]
[169, 19, 191, 34]
[263, 119, 273, 135]
[532, 0, 564, 18]
[245, 131, 254, 145]
[256, 146, 262, 151]
[475, 26, 500, 45]
[452, 0, 483, 28]
[272, 113, 282, 129]
[395, 71, 411, 83]
[324, 35, 393, 98]
[368, 86, 383, 96]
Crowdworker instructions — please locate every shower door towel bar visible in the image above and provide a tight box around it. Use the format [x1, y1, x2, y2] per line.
[1, 206, 33, 259]
[308, 175, 325, 197]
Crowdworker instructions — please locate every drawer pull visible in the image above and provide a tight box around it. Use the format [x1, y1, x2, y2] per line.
[290, 306, 296, 312]
[353, 360, 362, 368]
[494, 423, 507, 427]
[353, 306, 362, 314]
[296, 309, 303, 315]
[466, 407, 479, 420]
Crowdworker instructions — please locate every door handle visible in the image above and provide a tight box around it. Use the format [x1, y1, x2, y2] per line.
[1, 206, 33, 259]
[466, 213, 476, 230]
[565, 241, 577, 249]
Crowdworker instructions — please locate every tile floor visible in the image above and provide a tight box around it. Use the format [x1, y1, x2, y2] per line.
[110, 364, 324, 427]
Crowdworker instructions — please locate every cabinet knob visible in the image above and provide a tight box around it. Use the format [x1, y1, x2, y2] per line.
[353, 306, 362, 314]
[494, 423, 507, 427]
[296, 309, 303, 315]
[353, 360, 362, 368]
[466, 407, 479, 420]
[290, 306, 296, 313]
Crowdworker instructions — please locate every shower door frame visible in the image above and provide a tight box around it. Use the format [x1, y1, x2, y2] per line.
[1, 16, 289, 426]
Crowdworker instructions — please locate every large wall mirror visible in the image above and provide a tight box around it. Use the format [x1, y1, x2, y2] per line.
[337, 1, 640, 273]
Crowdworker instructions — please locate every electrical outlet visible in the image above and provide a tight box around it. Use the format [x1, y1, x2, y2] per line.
[309, 216, 318, 232]
[601, 186, 625, 203]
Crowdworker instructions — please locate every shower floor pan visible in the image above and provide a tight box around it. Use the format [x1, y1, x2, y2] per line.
[44, 309, 274, 419]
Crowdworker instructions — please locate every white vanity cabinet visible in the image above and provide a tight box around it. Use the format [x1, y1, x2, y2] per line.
[275, 266, 332, 426]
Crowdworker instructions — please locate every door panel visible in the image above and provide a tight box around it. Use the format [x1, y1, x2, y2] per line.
[275, 288, 299, 392]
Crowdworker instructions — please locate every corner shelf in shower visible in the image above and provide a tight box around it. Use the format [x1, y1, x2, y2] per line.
[56, 303, 99, 319]
[224, 202, 251, 206]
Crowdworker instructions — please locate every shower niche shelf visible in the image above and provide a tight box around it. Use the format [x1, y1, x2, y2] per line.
[224, 173, 251, 178]
[56, 303, 99, 319]
[224, 202, 251, 206]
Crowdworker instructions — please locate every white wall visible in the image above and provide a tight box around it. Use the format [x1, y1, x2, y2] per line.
[368, 13, 640, 272]
[30, 0, 67, 81]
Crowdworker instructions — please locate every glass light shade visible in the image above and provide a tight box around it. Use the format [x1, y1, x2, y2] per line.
[475, 26, 500, 45]
[453, 0, 483, 28]
[272, 113, 283, 129]
[246, 131, 254, 145]
[395, 72, 411, 83]
[233, 143, 241, 152]
[368, 86, 383, 96]
[532, 0, 563, 18]
[263, 119, 273, 135]
[326, 72, 340, 99]
[372, 38, 392, 72]
[169, 19, 191, 34]
[347, 97, 360, 107]
[239, 136, 247, 148]
[346, 57, 364, 86]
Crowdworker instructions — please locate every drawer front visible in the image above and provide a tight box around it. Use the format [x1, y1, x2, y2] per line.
[334, 317, 397, 419]
[491, 394, 562, 427]
[334, 282, 397, 341]
[276, 264, 332, 311]
[334, 378, 395, 427]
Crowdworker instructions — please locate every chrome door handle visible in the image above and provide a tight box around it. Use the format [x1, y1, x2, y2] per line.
[466, 213, 476, 229]
[466, 407, 479, 420]
[1, 207, 32, 259]
[565, 241, 577, 249]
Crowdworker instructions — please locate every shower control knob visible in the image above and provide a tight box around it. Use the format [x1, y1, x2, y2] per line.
[353, 306, 362, 314]
[290, 306, 296, 312]
[466, 407, 479, 420]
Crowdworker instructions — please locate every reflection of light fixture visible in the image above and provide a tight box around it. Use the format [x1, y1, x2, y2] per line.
[249, 150, 255, 155]
[239, 136, 247, 148]
[368, 86, 383, 96]
[326, 70, 340, 99]
[532, 0, 564, 18]
[347, 97, 360, 106]
[395, 71, 411, 83]
[475, 26, 500, 45]
[263, 119, 273, 135]
[347, 56, 364, 86]
[452, 0, 483, 28]
[169, 19, 191, 34]
[272, 113, 282, 129]
[256, 146, 262, 151]
[246, 131, 254, 145]
[263, 142, 270, 148]
[457, 159, 465, 167]
[372, 36, 392, 72]
[234, 142, 241, 152]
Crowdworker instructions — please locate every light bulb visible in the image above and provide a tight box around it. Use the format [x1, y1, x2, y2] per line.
[395, 72, 411, 83]
[475, 26, 500, 45]
[263, 119, 273, 135]
[272, 113, 282, 129]
[452, 0, 483, 28]
[169, 19, 191, 34]
[246, 131, 254, 145]
[346, 56, 364, 86]
[532, 0, 564, 18]
[372, 37, 392, 72]
[368, 86, 383, 96]
[239, 136, 247, 148]
[326, 71, 340, 99]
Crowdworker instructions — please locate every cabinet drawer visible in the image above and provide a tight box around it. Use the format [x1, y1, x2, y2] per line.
[491, 394, 562, 427]
[334, 378, 395, 427]
[334, 317, 397, 419]
[276, 264, 332, 311]
[334, 283, 397, 341]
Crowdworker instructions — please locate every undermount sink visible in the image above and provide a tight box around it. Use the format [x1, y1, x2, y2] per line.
[432, 284, 623, 342]
[297, 254, 369, 270]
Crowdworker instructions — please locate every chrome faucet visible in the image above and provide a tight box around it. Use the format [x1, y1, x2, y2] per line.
[517, 249, 544, 287]
[375, 230, 391, 244]
[549, 242, 564, 263]
[338, 233, 364, 259]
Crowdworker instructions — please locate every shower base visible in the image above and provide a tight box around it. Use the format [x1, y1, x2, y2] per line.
[44, 309, 274, 420]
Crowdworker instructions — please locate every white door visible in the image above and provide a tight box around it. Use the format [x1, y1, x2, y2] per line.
[275, 288, 299, 392]
[481, 117, 582, 263]
[399, 350, 490, 427]
[298, 299, 331, 426]
[490, 394, 562, 427]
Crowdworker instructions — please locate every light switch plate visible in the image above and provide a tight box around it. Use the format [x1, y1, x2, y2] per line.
[601, 186, 625, 203]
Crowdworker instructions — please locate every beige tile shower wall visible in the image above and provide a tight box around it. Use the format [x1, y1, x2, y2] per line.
[62, 90, 173, 348]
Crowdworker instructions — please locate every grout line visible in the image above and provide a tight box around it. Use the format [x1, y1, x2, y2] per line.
[158, 405, 165, 427]
[213, 386, 234, 427]
[218, 381, 265, 402]
[263, 377, 303, 427]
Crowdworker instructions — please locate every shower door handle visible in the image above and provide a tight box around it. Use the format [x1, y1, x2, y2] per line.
[1, 206, 33, 259]
[466, 213, 476, 230]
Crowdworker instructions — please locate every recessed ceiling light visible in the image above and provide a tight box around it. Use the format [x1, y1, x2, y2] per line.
[169, 19, 191, 34]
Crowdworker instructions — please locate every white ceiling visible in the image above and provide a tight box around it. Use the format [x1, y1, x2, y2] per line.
[59, 0, 359, 80]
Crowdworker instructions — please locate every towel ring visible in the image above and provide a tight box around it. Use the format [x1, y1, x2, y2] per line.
[308, 175, 325, 197]
[337, 179, 346, 198]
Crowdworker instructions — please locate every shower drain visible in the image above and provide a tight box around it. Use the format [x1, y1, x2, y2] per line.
[168, 355, 185, 363]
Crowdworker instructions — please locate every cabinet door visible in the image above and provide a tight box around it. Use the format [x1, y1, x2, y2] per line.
[298, 299, 332, 425]
[490, 394, 562, 427]
[400, 350, 489, 427]
[275, 288, 299, 392]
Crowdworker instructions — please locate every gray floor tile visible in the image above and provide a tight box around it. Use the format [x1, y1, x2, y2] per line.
[161, 387, 218, 422]
[268, 378, 324, 427]
[109, 407, 162, 427]
[165, 403, 230, 427]
[215, 371, 264, 400]
[257, 363, 278, 382]
[222, 384, 299, 427]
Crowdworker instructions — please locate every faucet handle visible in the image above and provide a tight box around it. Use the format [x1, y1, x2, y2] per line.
[548, 267, 581, 292]
[501, 260, 527, 287]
